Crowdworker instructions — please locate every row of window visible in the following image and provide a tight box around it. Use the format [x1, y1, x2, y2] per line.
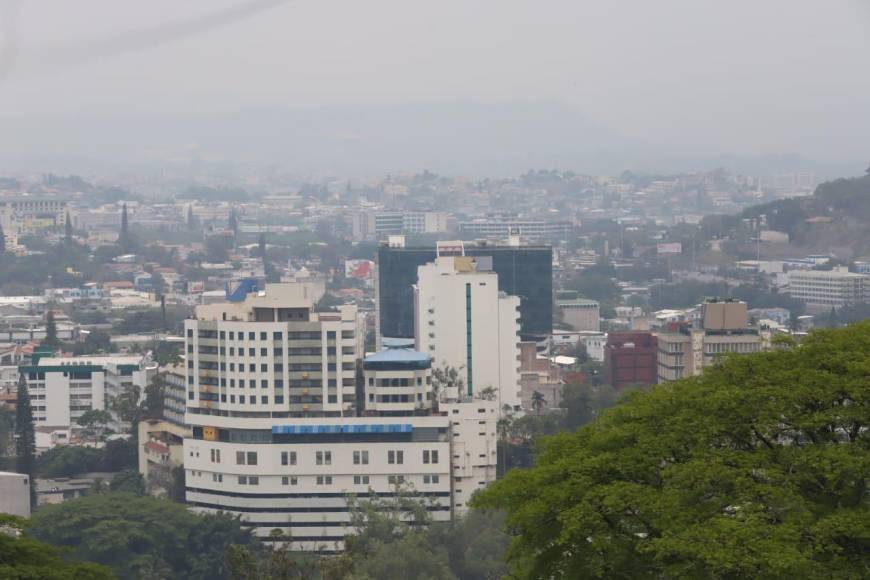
[203, 448, 439, 467]
[207, 473, 441, 487]
[191, 329, 354, 341]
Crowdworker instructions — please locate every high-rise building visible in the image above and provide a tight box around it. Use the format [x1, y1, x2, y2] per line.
[414, 255, 522, 411]
[377, 238, 552, 341]
[182, 283, 496, 551]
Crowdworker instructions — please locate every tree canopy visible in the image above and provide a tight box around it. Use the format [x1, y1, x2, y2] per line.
[28, 493, 257, 579]
[0, 514, 112, 579]
[475, 321, 870, 578]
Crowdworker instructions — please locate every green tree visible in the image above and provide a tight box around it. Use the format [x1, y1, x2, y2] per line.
[15, 373, 37, 508]
[28, 493, 257, 579]
[110, 469, 146, 495]
[37, 445, 104, 477]
[228, 207, 239, 238]
[566, 273, 620, 303]
[530, 390, 547, 414]
[258, 232, 267, 258]
[475, 321, 870, 579]
[42, 310, 60, 350]
[431, 364, 466, 405]
[0, 514, 113, 579]
[76, 409, 112, 442]
[143, 373, 167, 419]
[64, 210, 74, 243]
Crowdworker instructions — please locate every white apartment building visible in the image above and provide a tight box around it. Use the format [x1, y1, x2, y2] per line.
[363, 348, 434, 415]
[183, 284, 497, 550]
[787, 268, 868, 308]
[442, 400, 498, 514]
[414, 256, 522, 412]
[20, 354, 157, 432]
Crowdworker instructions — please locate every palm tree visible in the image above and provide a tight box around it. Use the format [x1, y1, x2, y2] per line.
[430, 364, 465, 410]
[531, 390, 547, 415]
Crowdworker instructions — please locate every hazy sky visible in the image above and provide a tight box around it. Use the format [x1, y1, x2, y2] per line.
[0, 0, 868, 170]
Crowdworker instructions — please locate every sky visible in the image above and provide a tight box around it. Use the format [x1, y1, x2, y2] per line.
[0, 0, 868, 175]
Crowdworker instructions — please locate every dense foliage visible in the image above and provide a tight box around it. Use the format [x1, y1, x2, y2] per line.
[28, 493, 257, 579]
[0, 515, 112, 579]
[475, 322, 870, 578]
[36, 438, 137, 478]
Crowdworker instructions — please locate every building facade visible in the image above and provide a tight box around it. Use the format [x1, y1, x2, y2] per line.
[377, 238, 552, 341]
[0, 471, 31, 518]
[19, 354, 157, 432]
[656, 300, 762, 383]
[557, 298, 600, 332]
[182, 284, 498, 550]
[603, 332, 658, 389]
[458, 219, 572, 242]
[787, 268, 868, 308]
[414, 256, 522, 411]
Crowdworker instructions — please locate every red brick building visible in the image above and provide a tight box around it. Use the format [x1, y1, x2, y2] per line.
[603, 332, 658, 389]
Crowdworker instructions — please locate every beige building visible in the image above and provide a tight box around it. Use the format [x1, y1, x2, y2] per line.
[657, 300, 762, 383]
[787, 268, 868, 308]
[557, 298, 600, 332]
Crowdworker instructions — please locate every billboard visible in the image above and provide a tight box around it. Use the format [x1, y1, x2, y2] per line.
[345, 259, 374, 280]
[657, 242, 682, 255]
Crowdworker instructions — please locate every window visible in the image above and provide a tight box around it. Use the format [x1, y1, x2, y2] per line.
[281, 451, 297, 466]
[248, 363, 256, 372]
[229, 332, 235, 340]
[248, 332, 255, 340]
[210, 449, 221, 463]
[261, 396, 268, 404]
[261, 380, 269, 389]
[260, 364, 268, 372]
[238, 475, 248, 485]
[248, 476, 259, 485]
[388, 450, 404, 465]
[282, 476, 297, 486]
[273, 331, 283, 340]
[423, 450, 439, 464]
[388, 475, 405, 485]
[212, 473, 223, 482]
[275, 395, 284, 404]
[354, 475, 370, 485]
[260, 348, 267, 357]
[248, 348, 255, 357]
[316, 476, 333, 485]
[353, 450, 369, 465]
[236, 451, 258, 465]
[236, 451, 245, 465]
[316, 451, 332, 465]
[423, 474, 440, 484]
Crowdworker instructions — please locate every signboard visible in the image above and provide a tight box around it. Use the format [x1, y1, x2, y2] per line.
[436, 240, 465, 257]
[187, 281, 204, 294]
[657, 242, 682, 255]
[344, 259, 374, 280]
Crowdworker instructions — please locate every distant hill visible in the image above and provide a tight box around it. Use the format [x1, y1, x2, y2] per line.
[701, 168, 870, 259]
[0, 102, 857, 177]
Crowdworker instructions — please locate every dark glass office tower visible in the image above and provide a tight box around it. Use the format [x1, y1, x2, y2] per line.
[377, 243, 553, 340]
